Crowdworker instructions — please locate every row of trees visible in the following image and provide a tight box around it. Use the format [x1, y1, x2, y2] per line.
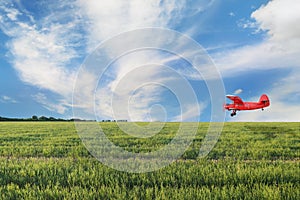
[0, 116, 93, 122]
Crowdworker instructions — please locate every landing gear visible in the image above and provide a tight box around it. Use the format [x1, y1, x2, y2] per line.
[230, 110, 237, 117]
[262, 108, 264, 111]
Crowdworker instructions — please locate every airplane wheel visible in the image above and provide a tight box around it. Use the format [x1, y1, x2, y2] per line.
[231, 113, 234, 117]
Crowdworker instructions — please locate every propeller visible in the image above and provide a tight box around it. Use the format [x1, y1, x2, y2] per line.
[223, 103, 227, 112]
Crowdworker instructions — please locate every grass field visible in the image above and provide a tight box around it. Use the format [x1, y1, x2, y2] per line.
[0, 122, 299, 199]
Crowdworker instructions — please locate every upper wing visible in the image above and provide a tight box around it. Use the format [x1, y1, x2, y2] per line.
[226, 95, 244, 105]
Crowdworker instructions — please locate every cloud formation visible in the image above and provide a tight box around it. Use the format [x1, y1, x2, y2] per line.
[233, 89, 243, 95]
[215, 0, 300, 74]
[76, 0, 215, 51]
[73, 28, 219, 122]
[0, 95, 17, 104]
[0, 0, 82, 113]
[0, 0, 215, 120]
[72, 0, 218, 121]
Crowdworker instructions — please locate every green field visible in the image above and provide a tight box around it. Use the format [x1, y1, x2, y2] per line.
[0, 122, 299, 199]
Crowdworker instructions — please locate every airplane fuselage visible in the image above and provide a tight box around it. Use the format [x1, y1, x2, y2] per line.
[224, 102, 268, 111]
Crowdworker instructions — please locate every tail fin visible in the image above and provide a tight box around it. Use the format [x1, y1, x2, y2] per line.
[259, 94, 270, 106]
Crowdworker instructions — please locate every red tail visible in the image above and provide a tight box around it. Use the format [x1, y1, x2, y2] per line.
[259, 94, 270, 107]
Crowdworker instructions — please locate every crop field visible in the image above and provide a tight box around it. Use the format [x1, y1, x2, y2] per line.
[0, 122, 299, 199]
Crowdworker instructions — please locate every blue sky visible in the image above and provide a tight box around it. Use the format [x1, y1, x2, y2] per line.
[0, 0, 299, 122]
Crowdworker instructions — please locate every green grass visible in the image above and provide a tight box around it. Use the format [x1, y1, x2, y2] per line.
[0, 122, 299, 199]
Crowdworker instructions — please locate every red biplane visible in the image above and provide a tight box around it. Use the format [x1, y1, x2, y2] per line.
[224, 94, 270, 117]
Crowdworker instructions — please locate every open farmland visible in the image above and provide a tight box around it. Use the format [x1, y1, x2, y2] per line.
[0, 122, 299, 199]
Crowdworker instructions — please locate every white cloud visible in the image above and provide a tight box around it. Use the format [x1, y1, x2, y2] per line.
[33, 93, 70, 114]
[233, 89, 243, 95]
[171, 102, 205, 122]
[76, 0, 182, 51]
[76, 0, 215, 51]
[6, 7, 20, 21]
[252, 0, 300, 42]
[229, 12, 235, 17]
[0, 95, 18, 104]
[215, 0, 300, 121]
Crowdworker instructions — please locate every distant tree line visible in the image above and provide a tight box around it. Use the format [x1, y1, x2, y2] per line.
[0, 116, 95, 122]
[101, 119, 128, 122]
